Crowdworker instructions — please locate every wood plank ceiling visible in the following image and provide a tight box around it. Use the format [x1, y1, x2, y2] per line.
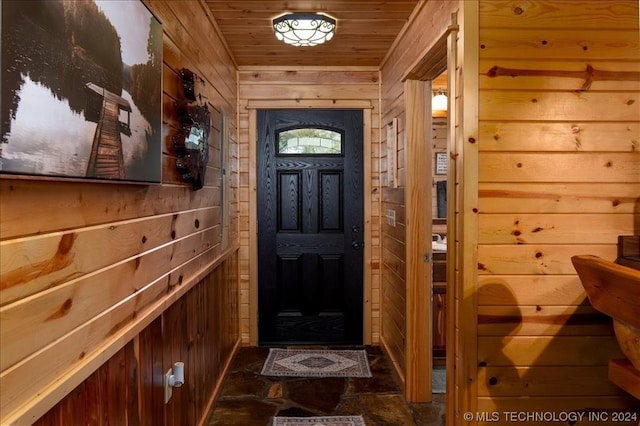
[204, 0, 421, 67]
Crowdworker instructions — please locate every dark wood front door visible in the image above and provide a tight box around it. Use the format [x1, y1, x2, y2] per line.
[257, 109, 364, 345]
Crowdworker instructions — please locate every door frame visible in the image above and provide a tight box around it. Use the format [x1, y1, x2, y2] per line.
[247, 105, 373, 346]
[402, 7, 480, 421]
[401, 10, 462, 405]
[403, 78, 434, 401]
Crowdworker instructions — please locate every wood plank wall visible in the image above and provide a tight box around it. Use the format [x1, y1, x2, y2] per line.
[237, 67, 380, 345]
[379, 0, 458, 389]
[0, 0, 240, 424]
[32, 256, 238, 426]
[476, 0, 639, 421]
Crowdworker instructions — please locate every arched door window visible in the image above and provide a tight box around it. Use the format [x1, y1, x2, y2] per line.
[277, 127, 343, 155]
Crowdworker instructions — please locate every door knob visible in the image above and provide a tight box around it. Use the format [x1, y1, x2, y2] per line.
[352, 241, 361, 249]
[352, 225, 360, 233]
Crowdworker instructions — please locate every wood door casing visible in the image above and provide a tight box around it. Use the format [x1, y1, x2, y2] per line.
[257, 109, 364, 345]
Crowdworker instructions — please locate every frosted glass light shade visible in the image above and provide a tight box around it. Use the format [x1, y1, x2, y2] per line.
[273, 13, 336, 47]
[432, 91, 448, 117]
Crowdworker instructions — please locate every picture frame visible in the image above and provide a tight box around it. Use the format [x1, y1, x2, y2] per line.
[386, 118, 398, 188]
[435, 152, 447, 175]
[1, 0, 163, 184]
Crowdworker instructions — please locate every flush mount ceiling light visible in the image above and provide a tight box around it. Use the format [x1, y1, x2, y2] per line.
[273, 13, 336, 47]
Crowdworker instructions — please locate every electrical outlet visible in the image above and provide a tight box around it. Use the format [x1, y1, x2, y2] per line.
[385, 209, 396, 227]
[164, 368, 173, 404]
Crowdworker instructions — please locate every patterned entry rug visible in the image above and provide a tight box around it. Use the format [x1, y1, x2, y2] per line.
[272, 416, 366, 426]
[261, 348, 372, 378]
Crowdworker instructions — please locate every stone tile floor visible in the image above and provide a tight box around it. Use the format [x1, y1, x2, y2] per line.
[206, 346, 446, 425]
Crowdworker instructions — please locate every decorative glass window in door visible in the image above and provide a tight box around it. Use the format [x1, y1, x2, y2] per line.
[277, 128, 343, 155]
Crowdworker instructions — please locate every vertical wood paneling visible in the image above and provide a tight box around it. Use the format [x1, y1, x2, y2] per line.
[404, 79, 432, 401]
[1, 0, 239, 424]
[33, 254, 239, 426]
[477, 0, 640, 420]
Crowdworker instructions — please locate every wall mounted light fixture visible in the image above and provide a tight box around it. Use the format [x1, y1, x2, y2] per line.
[164, 361, 185, 404]
[432, 89, 448, 117]
[273, 13, 336, 46]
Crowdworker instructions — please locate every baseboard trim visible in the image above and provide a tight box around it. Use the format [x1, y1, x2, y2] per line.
[198, 338, 242, 426]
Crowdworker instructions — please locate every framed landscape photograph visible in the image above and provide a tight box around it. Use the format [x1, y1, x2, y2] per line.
[1, 0, 162, 183]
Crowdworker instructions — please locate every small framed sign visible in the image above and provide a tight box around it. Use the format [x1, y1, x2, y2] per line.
[435, 152, 447, 175]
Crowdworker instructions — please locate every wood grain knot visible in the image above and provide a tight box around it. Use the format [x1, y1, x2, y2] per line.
[58, 233, 77, 255]
[46, 298, 73, 321]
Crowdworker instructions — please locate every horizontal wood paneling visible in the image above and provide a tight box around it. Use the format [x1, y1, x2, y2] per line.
[33, 254, 239, 426]
[479, 153, 639, 183]
[479, 213, 634, 244]
[0, 181, 219, 240]
[238, 68, 380, 345]
[1, 208, 219, 306]
[479, 336, 624, 366]
[479, 29, 638, 59]
[479, 62, 640, 92]
[240, 69, 380, 84]
[478, 0, 640, 417]
[239, 83, 379, 101]
[478, 275, 588, 306]
[478, 366, 623, 396]
[480, 92, 639, 121]
[478, 305, 613, 336]
[478, 121, 639, 152]
[478, 0, 639, 29]
[1, 226, 220, 372]
[478, 183, 638, 213]
[380, 185, 406, 378]
[478, 244, 617, 275]
[153, 1, 236, 104]
[0, 0, 240, 423]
